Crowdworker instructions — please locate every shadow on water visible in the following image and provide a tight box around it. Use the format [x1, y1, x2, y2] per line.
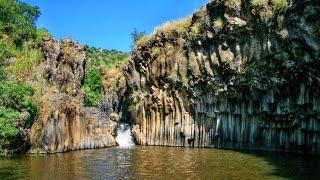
[129, 147, 320, 179]
[234, 150, 320, 179]
[0, 147, 320, 179]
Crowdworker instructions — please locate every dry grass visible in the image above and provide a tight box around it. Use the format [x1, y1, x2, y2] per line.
[135, 35, 150, 47]
[165, 43, 175, 56]
[5, 48, 42, 83]
[213, 17, 224, 30]
[278, 29, 289, 39]
[151, 47, 161, 57]
[225, 0, 242, 9]
[102, 67, 122, 89]
[153, 16, 192, 35]
[190, 21, 202, 36]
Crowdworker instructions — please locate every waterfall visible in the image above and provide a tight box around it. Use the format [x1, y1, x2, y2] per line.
[116, 123, 135, 148]
[215, 116, 221, 137]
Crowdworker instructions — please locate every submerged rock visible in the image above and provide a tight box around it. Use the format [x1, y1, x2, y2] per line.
[132, 125, 147, 146]
[108, 113, 120, 122]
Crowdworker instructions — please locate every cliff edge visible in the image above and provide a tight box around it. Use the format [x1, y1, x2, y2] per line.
[29, 38, 117, 154]
[127, 0, 320, 154]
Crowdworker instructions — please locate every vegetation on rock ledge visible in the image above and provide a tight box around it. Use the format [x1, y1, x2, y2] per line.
[84, 47, 129, 106]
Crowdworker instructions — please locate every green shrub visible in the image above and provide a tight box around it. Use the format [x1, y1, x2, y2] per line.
[0, 67, 4, 82]
[0, 108, 20, 140]
[0, 0, 40, 47]
[0, 83, 38, 127]
[84, 91, 104, 107]
[0, 83, 38, 156]
[272, 0, 288, 10]
[84, 46, 129, 107]
[251, 0, 268, 8]
[213, 17, 224, 30]
[0, 43, 18, 63]
[190, 21, 202, 36]
[34, 28, 52, 47]
[0, 83, 35, 109]
[6, 48, 42, 81]
[86, 47, 129, 70]
[83, 69, 104, 106]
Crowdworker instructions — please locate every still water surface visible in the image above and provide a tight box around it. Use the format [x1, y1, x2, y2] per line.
[0, 146, 319, 179]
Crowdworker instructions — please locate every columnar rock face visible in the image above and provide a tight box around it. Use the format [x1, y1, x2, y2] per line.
[29, 38, 117, 154]
[100, 66, 131, 121]
[127, 0, 320, 153]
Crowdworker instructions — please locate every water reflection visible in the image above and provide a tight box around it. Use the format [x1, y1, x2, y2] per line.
[0, 147, 320, 179]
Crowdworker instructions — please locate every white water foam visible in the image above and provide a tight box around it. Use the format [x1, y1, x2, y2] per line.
[115, 124, 135, 148]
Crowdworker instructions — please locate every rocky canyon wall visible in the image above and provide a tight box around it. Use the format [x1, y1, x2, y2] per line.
[29, 38, 117, 154]
[128, 0, 320, 153]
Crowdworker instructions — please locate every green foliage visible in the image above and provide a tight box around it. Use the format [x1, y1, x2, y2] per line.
[190, 21, 202, 36]
[0, 67, 4, 82]
[0, 83, 37, 156]
[0, 83, 34, 109]
[0, 42, 16, 63]
[34, 28, 52, 47]
[0, 0, 41, 156]
[0, 83, 38, 127]
[0, 1, 45, 83]
[213, 17, 224, 30]
[251, 0, 268, 8]
[272, 0, 288, 10]
[0, 108, 19, 140]
[5, 47, 42, 81]
[181, 76, 189, 88]
[86, 47, 129, 70]
[0, 0, 40, 47]
[83, 69, 104, 106]
[85, 47, 129, 107]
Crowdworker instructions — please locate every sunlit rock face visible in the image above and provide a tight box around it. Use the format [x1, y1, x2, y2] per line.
[29, 38, 117, 154]
[127, 0, 320, 153]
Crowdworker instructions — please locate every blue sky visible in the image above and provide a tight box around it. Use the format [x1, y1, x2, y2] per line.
[24, 0, 207, 52]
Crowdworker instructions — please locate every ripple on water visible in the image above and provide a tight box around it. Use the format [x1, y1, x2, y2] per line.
[0, 147, 320, 179]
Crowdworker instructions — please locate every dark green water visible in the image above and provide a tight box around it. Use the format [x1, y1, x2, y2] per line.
[0, 146, 319, 179]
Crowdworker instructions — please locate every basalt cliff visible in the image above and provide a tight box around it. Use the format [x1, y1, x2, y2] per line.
[29, 38, 118, 154]
[12, 0, 320, 155]
[126, 0, 320, 154]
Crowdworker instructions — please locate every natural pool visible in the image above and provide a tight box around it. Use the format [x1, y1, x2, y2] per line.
[0, 146, 319, 179]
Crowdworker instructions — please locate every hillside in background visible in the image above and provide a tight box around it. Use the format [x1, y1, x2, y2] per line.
[0, 0, 128, 156]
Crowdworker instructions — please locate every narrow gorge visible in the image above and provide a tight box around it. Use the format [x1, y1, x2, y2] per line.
[2, 0, 320, 179]
[2, 0, 319, 156]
